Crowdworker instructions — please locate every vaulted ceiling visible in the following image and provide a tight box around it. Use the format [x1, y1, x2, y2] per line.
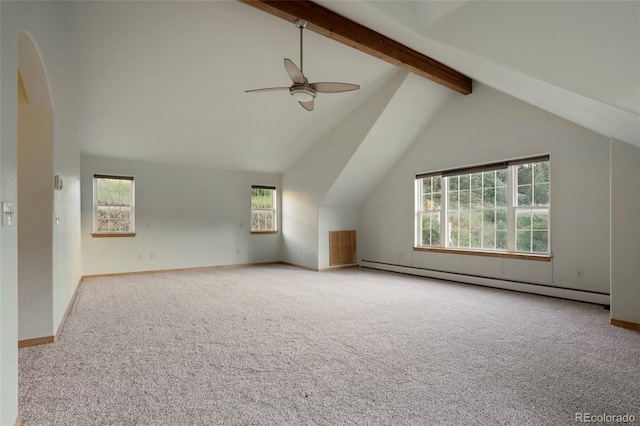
[69, 1, 639, 173]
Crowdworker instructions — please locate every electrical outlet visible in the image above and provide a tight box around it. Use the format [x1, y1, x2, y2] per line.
[298, 248, 303, 256]
[138, 254, 143, 260]
[236, 248, 240, 255]
[399, 252, 403, 259]
[150, 253, 155, 260]
[576, 269, 584, 279]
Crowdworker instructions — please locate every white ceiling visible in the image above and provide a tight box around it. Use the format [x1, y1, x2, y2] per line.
[421, 1, 639, 115]
[324, 0, 640, 145]
[69, 1, 396, 173]
[68, 1, 640, 174]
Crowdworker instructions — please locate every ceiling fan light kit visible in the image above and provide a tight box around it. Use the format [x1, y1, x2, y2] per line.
[290, 85, 316, 102]
[245, 18, 360, 111]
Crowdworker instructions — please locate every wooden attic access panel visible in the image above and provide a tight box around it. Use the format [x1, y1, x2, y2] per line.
[329, 230, 357, 266]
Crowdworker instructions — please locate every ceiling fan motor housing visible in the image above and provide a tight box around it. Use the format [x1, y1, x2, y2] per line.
[290, 84, 316, 102]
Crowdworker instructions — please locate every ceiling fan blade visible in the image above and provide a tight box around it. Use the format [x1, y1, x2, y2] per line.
[310, 82, 360, 93]
[284, 58, 305, 84]
[299, 100, 314, 111]
[245, 87, 290, 93]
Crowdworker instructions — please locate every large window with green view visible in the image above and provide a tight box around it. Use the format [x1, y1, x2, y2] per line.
[251, 185, 277, 233]
[416, 155, 550, 255]
[93, 174, 135, 234]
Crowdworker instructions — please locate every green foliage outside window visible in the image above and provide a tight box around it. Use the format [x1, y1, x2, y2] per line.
[417, 159, 550, 255]
[251, 187, 276, 232]
[515, 162, 550, 253]
[95, 178, 133, 233]
[448, 170, 507, 250]
[420, 176, 441, 246]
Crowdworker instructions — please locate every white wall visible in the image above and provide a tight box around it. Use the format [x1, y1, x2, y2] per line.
[0, 0, 19, 417]
[52, 35, 82, 335]
[0, 0, 9, 421]
[610, 138, 640, 324]
[281, 189, 319, 270]
[280, 118, 364, 269]
[1, 1, 82, 423]
[321, 71, 444, 207]
[18, 70, 53, 341]
[81, 155, 281, 275]
[281, 73, 403, 269]
[360, 83, 610, 294]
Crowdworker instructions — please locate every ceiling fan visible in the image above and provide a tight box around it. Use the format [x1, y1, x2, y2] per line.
[245, 19, 360, 111]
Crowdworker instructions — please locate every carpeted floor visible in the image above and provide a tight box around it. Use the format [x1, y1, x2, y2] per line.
[19, 265, 640, 425]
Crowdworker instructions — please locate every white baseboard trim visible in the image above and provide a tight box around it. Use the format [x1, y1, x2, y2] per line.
[361, 260, 610, 305]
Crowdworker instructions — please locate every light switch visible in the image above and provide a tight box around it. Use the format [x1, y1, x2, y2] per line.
[2, 202, 15, 226]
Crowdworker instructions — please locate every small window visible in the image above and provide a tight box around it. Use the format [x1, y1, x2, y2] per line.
[251, 185, 277, 233]
[93, 174, 135, 236]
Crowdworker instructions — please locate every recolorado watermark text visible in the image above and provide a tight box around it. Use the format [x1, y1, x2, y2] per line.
[575, 413, 636, 423]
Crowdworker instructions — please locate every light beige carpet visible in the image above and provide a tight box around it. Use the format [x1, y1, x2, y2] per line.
[19, 265, 640, 425]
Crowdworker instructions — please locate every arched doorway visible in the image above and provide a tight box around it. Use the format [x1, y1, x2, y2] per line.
[17, 31, 54, 344]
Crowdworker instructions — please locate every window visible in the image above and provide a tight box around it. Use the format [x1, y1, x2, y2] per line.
[93, 174, 135, 236]
[419, 175, 442, 246]
[446, 169, 508, 250]
[251, 185, 277, 233]
[416, 155, 549, 257]
[514, 160, 550, 253]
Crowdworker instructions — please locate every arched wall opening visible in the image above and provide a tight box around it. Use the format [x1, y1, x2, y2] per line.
[17, 31, 54, 342]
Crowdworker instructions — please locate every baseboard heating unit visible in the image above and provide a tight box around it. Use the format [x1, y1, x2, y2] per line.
[360, 260, 610, 306]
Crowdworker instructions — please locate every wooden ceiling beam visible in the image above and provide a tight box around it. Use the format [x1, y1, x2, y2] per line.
[238, 0, 472, 95]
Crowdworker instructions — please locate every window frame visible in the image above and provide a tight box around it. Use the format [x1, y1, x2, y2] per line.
[414, 156, 550, 261]
[416, 174, 443, 248]
[512, 160, 551, 254]
[92, 174, 136, 238]
[250, 185, 277, 234]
